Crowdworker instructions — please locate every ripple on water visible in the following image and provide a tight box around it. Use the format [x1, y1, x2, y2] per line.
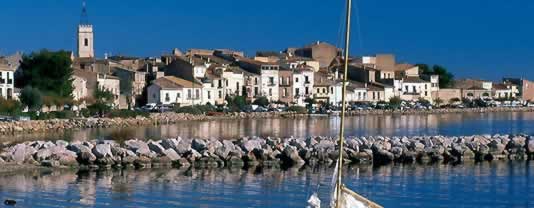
[0, 162, 532, 208]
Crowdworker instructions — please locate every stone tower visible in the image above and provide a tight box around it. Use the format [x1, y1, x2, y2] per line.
[77, 1, 94, 58]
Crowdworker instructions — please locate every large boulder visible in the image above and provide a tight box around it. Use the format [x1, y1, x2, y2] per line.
[281, 146, 305, 165]
[79, 151, 97, 164]
[192, 139, 208, 152]
[148, 141, 166, 155]
[34, 148, 52, 161]
[162, 149, 180, 161]
[92, 144, 113, 158]
[161, 138, 180, 150]
[241, 139, 262, 153]
[175, 140, 192, 155]
[67, 144, 92, 155]
[125, 140, 151, 156]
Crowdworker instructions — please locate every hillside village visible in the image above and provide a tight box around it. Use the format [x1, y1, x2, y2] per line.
[1, 7, 533, 115]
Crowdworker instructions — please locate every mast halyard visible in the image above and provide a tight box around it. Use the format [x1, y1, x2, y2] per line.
[335, 0, 353, 207]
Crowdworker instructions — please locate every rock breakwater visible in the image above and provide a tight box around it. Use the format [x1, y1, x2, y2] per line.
[0, 134, 532, 171]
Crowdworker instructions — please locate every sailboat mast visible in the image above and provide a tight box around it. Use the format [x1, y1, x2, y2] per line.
[336, 0, 352, 207]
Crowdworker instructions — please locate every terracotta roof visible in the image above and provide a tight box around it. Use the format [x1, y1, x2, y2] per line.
[395, 63, 416, 71]
[154, 76, 202, 89]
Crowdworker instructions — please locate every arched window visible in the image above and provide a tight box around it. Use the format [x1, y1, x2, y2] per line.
[482, 92, 490, 97]
[467, 93, 474, 97]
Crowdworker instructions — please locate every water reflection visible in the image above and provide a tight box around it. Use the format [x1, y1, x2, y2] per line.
[0, 162, 532, 208]
[2, 112, 534, 143]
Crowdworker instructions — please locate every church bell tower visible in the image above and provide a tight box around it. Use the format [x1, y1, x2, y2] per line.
[77, 1, 94, 58]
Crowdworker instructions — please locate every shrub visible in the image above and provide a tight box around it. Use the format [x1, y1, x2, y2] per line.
[253, 96, 269, 107]
[389, 96, 402, 109]
[174, 106, 203, 115]
[287, 106, 307, 114]
[0, 98, 23, 116]
[108, 110, 149, 118]
[20, 86, 42, 111]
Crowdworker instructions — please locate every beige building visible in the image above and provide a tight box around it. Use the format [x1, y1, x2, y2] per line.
[97, 74, 121, 108]
[72, 75, 88, 101]
[0, 59, 15, 100]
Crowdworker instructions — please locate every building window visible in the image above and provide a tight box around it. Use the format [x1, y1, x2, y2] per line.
[226, 80, 229, 87]
[255, 78, 258, 85]
[188, 89, 192, 99]
[254, 87, 259, 96]
[305, 87, 309, 95]
[467, 93, 474, 97]
[305, 76, 310, 84]
[208, 91, 211, 99]
[218, 90, 222, 99]
[177, 93, 181, 98]
[165, 93, 170, 102]
[269, 77, 274, 85]
[296, 77, 299, 83]
[84, 38, 89, 46]
[236, 82, 240, 94]
[296, 88, 300, 96]
[283, 88, 287, 97]
[6, 88, 11, 99]
[323, 88, 326, 93]
[330, 87, 334, 93]
[195, 89, 200, 99]
[316, 89, 320, 94]
[269, 88, 273, 96]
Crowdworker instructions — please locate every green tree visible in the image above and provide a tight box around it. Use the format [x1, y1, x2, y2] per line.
[18, 50, 74, 98]
[0, 98, 22, 115]
[253, 96, 269, 107]
[434, 98, 443, 107]
[226, 95, 247, 112]
[304, 97, 316, 109]
[389, 96, 402, 109]
[19, 86, 43, 111]
[417, 64, 455, 88]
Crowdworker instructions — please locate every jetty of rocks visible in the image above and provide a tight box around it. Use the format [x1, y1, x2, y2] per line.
[0, 134, 532, 170]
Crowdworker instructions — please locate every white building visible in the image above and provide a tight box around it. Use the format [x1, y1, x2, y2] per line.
[260, 65, 280, 102]
[97, 74, 120, 107]
[0, 59, 15, 100]
[394, 75, 438, 102]
[147, 76, 207, 106]
[291, 67, 315, 106]
[72, 75, 88, 101]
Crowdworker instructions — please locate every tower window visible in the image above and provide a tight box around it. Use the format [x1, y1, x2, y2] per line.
[84, 38, 89, 46]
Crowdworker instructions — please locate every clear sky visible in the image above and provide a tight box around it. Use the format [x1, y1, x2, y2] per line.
[1, 0, 533, 80]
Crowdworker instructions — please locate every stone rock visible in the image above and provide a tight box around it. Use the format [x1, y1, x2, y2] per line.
[11, 144, 29, 164]
[41, 160, 60, 167]
[192, 139, 208, 152]
[511, 136, 526, 147]
[528, 139, 534, 153]
[67, 144, 92, 155]
[55, 140, 69, 147]
[162, 149, 180, 161]
[34, 148, 52, 161]
[281, 146, 305, 165]
[51, 151, 78, 166]
[161, 138, 180, 150]
[241, 139, 262, 153]
[92, 144, 113, 158]
[175, 140, 191, 155]
[125, 140, 151, 156]
[148, 141, 166, 155]
[79, 151, 97, 164]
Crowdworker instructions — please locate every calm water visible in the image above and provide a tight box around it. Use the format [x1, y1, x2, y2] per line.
[3, 111, 534, 142]
[0, 162, 532, 208]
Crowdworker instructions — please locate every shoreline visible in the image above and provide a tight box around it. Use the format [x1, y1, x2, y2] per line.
[0, 107, 533, 136]
[0, 134, 532, 174]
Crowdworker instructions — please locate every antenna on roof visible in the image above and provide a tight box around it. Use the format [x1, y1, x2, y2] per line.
[80, 0, 90, 25]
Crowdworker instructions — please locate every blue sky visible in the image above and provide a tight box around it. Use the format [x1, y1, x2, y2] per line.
[1, 0, 533, 80]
